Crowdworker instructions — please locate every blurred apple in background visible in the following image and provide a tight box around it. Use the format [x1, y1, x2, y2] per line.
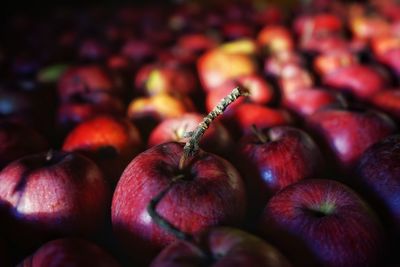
[63, 115, 142, 185]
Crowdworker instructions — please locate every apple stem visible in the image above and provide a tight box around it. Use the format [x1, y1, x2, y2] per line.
[251, 125, 268, 143]
[147, 174, 193, 242]
[179, 86, 249, 169]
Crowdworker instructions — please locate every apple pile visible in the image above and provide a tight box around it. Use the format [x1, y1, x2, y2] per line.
[1, 0, 400, 266]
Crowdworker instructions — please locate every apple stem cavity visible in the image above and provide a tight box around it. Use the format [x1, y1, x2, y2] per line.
[179, 86, 249, 169]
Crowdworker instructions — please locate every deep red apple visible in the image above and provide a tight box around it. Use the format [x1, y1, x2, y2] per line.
[148, 113, 232, 156]
[17, 238, 120, 267]
[150, 227, 292, 267]
[63, 115, 142, 185]
[111, 142, 246, 265]
[257, 179, 387, 267]
[323, 64, 386, 101]
[236, 126, 323, 213]
[369, 89, 400, 121]
[177, 33, 218, 55]
[283, 88, 346, 118]
[0, 121, 48, 170]
[306, 107, 396, 172]
[0, 151, 110, 249]
[357, 135, 400, 235]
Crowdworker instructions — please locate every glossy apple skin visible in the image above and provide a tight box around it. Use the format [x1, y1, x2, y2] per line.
[236, 126, 323, 216]
[357, 135, 400, 235]
[283, 88, 346, 118]
[227, 103, 292, 138]
[323, 64, 386, 101]
[112, 142, 246, 265]
[306, 108, 396, 173]
[0, 121, 48, 169]
[148, 113, 232, 156]
[0, 151, 110, 249]
[17, 238, 120, 267]
[150, 227, 292, 267]
[63, 115, 142, 185]
[257, 179, 387, 267]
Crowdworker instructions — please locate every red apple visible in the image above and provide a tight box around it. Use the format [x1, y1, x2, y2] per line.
[148, 113, 232, 156]
[111, 142, 246, 265]
[369, 89, 400, 121]
[177, 33, 218, 55]
[57, 65, 118, 102]
[313, 50, 358, 76]
[18, 238, 120, 267]
[150, 227, 292, 267]
[323, 64, 386, 101]
[294, 13, 343, 37]
[56, 93, 125, 134]
[306, 107, 396, 172]
[63, 115, 142, 185]
[257, 179, 387, 267]
[0, 121, 48, 170]
[264, 51, 304, 77]
[228, 103, 292, 137]
[205, 74, 275, 113]
[283, 88, 346, 118]
[357, 135, 400, 235]
[236, 126, 323, 214]
[0, 151, 110, 249]
[278, 65, 314, 100]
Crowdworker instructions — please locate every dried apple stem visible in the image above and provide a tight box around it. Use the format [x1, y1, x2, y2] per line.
[179, 86, 249, 169]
